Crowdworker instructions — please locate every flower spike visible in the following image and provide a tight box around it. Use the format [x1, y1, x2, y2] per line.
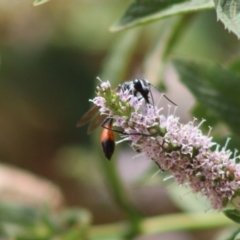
[92, 80, 240, 211]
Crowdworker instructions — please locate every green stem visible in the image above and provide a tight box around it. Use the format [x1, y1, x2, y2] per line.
[226, 227, 240, 240]
[95, 29, 143, 238]
[143, 14, 196, 86]
[100, 28, 141, 83]
[90, 212, 234, 239]
[162, 14, 196, 60]
[100, 160, 142, 238]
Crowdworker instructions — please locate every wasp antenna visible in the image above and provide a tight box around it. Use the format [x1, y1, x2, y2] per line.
[150, 83, 177, 106]
[149, 82, 161, 92]
[163, 94, 177, 106]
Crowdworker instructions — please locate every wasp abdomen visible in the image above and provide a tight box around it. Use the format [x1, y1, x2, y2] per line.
[100, 119, 115, 160]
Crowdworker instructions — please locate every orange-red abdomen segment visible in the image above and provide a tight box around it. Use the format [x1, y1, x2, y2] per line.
[100, 119, 115, 160]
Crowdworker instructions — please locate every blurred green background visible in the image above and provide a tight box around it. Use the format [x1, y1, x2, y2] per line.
[0, 1, 239, 239]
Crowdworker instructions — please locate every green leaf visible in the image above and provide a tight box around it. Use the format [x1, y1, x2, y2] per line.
[223, 209, 240, 224]
[214, 0, 240, 38]
[228, 57, 240, 75]
[111, 0, 214, 31]
[173, 59, 240, 137]
[33, 0, 50, 6]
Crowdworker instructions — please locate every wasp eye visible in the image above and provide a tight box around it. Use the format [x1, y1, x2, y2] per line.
[133, 79, 139, 84]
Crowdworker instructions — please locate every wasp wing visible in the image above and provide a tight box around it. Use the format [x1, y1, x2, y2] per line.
[77, 87, 119, 133]
[76, 105, 100, 128]
[87, 113, 106, 134]
[85, 86, 119, 133]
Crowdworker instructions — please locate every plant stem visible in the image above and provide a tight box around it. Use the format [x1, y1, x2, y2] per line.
[90, 212, 234, 239]
[100, 159, 142, 238]
[95, 30, 144, 238]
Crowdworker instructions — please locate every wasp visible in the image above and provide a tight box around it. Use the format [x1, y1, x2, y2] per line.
[77, 79, 175, 160]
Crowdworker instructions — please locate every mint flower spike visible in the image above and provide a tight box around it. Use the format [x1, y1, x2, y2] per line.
[92, 80, 240, 211]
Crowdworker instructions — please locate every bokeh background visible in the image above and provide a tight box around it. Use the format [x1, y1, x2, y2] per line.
[0, 1, 239, 239]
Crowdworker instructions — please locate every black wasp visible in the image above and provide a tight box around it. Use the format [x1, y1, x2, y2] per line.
[77, 79, 175, 160]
